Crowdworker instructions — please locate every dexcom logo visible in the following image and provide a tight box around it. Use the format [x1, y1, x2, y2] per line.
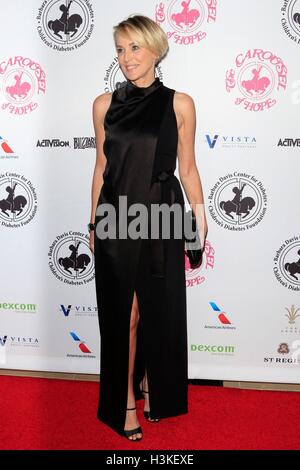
[0, 302, 36, 313]
[191, 343, 235, 356]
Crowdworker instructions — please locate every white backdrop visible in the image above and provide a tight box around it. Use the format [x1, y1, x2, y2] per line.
[1, 0, 300, 383]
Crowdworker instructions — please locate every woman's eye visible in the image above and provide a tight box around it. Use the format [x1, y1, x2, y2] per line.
[116, 48, 123, 54]
[132, 45, 139, 51]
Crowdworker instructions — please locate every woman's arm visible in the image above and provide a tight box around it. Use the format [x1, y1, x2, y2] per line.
[89, 92, 112, 252]
[174, 91, 208, 248]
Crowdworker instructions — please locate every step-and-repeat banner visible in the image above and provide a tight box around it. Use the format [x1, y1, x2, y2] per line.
[1, 0, 299, 382]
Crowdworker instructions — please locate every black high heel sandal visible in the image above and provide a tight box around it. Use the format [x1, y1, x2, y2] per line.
[123, 407, 143, 441]
[140, 389, 160, 423]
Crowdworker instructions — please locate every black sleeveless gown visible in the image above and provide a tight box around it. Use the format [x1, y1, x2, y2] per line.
[94, 77, 188, 436]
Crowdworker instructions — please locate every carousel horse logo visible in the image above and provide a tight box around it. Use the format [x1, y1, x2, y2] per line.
[281, 0, 300, 45]
[285, 250, 300, 281]
[219, 183, 255, 220]
[37, 0, 94, 50]
[208, 173, 267, 230]
[274, 238, 300, 290]
[6, 72, 31, 101]
[0, 183, 27, 216]
[225, 48, 288, 111]
[49, 232, 95, 284]
[0, 56, 46, 115]
[69, 332, 92, 353]
[154, 0, 217, 46]
[58, 241, 90, 274]
[0, 173, 37, 228]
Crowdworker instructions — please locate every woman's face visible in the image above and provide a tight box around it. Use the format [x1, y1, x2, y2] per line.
[115, 33, 158, 82]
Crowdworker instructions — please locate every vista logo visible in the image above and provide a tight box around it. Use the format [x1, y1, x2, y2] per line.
[0, 335, 8, 346]
[209, 302, 231, 324]
[206, 134, 218, 148]
[60, 304, 97, 317]
[205, 134, 257, 148]
[69, 332, 91, 353]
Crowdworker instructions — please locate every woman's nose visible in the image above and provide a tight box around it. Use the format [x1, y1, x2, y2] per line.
[124, 49, 133, 62]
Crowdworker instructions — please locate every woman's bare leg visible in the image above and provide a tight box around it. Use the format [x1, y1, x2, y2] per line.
[141, 369, 159, 421]
[124, 291, 142, 440]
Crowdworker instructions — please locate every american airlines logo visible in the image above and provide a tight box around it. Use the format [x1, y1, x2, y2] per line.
[203, 302, 236, 330]
[0, 135, 14, 153]
[69, 331, 92, 354]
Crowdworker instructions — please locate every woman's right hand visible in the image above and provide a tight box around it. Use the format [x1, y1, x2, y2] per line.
[89, 230, 95, 254]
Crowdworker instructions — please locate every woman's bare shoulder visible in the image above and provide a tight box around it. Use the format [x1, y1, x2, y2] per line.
[174, 91, 195, 111]
[174, 91, 196, 128]
[93, 92, 113, 120]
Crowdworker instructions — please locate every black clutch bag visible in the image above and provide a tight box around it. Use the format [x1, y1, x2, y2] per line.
[184, 209, 203, 269]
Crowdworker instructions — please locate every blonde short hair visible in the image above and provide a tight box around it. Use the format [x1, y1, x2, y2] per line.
[113, 15, 169, 64]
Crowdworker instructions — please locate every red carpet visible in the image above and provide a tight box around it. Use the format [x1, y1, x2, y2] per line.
[1, 375, 299, 450]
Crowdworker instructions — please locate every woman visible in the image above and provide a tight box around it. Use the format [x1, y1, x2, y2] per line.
[89, 15, 208, 441]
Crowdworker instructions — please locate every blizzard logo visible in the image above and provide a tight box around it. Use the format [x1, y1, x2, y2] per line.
[74, 137, 96, 149]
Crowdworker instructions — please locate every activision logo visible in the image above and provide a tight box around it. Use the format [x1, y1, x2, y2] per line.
[37, 139, 70, 147]
[278, 138, 300, 147]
